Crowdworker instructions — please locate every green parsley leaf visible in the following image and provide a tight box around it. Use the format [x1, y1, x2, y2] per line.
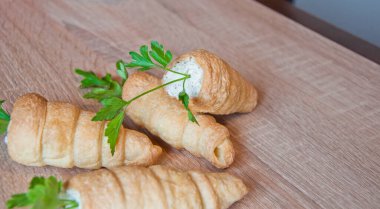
[6, 176, 78, 209]
[75, 69, 110, 88]
[75, 69, 122, 102]
[139, 45, 152, 62]
[125, 51, 155, 71]
[29, 176, 46, 189]
[6, 194, 31, 209]
[82, 82, 121, 101]
[92, 97, 128, 121]
[92, 97, 127, 156]
[125, 41, 173, 71]
[178, 91, 199, 125]
[165, 50, 173, 64]
[116, 60, 128, 84]
[187, 109, 198, 124]
[105, 111, 125, 155]
[149, 40, 172, 67]
[0, 100, 10, 135]
[178, 91, 189, 108]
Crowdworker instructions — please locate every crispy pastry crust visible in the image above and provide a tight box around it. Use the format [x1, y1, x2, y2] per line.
[66, 165, 248, 209]
[7, 93, 47, 166]
[122, 72, 234, 168]
[7, 93, 162, 168]
[170, 49, 258, 115]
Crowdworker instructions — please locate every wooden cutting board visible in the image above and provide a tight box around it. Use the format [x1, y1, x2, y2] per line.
[1, 0, 379, 208]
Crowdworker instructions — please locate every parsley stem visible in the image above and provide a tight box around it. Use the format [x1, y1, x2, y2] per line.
[125, 76, 189, 104]
[156, 65, 190, 77]
[59, 199, 78, 203]
[182, 77, 186, 91]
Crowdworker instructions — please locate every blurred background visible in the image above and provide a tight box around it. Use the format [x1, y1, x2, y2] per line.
[257, 0, 380, 63]
[293, 0, 380, 47]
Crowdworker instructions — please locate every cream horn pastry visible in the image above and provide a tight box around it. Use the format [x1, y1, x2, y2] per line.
[65, 165, 248, 209]
[7, 93, 162, 169]
[163, 49, 258, 115]
[122, 72, 234, 168]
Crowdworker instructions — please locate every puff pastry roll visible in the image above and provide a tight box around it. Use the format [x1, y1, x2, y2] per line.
[66, 165, 248, 209]
[163, 49, 258, 115]
[122, 72, 234, 168]
[7, 93, 161, 169]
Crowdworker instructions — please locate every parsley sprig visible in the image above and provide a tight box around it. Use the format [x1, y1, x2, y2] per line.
[0, 100, 10, 135]
[75, 41, 198, 156]
[75, 69, 123, 102]
[125, 41, 172, 70]
[122, 41, 197, 124]
[6, 176, 78, 209]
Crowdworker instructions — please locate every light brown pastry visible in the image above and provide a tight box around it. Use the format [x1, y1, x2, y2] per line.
[7, 93, 162, 169]
[66, 165, 248, 209]
[122, 72, 234, 168]
[163, 49, 258, 115]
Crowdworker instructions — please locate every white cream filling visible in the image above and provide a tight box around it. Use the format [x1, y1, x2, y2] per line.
[65, 189, 81, 209]
[163, 57, 204, 98]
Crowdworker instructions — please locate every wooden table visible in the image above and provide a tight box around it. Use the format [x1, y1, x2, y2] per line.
[1, 0, 379, 208]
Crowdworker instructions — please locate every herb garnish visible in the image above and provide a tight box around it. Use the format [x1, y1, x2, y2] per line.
[6, 176, 78, 209]
[0, 100, 10, 135]
[75, 41, 198, 155]
[75, 69, 122, 102]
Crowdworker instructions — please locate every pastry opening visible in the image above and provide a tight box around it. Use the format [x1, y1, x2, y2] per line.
[212, 139, 234, 168]
[162, 57, 204, 98]
[214, 146, 224, 163]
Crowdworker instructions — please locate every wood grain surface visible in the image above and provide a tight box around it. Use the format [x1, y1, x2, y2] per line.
[1, 0, 380, 208]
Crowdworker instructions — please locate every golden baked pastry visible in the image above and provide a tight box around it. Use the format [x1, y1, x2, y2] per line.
[7, 93, 161, 169]
[66, 165, 248, 209]
[163, 49, 258, 115]
[122, 72, 234, 168]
